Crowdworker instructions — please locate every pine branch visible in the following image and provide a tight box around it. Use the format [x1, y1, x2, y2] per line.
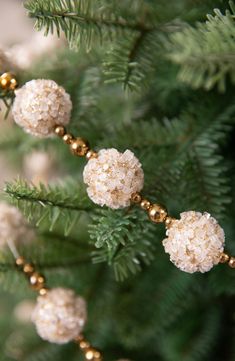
[24, 0, 184, 91]
[24, 0, 153, 51]
[4, 178, 94, 235]
[166, 1, 235, 91]
[90, 208, 157, 281]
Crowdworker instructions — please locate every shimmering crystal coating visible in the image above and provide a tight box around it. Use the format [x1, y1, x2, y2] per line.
[83, 148, 144, 209]
[12, 79, 72, 137]
[32, 288, 87, 344]
[162, 211, 225, 273]
[0, 202, 34, 248]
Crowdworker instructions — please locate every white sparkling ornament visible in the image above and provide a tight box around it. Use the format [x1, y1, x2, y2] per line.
[163, 211, 225, 273]
[12, 79, 72, 138]
[32, 288, 87, 344]
[23, 150, 57, 185]
[83, 148, 144, 209]
[14, 300, 35, 323]
[0, 202, 34, 248]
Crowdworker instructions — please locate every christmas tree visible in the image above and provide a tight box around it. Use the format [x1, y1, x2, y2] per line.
[0, 0, 235, 360]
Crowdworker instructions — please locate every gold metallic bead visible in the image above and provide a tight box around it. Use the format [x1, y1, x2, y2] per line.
[148, 204, 168, 223]
[219, 252, 230, 264]
[228, 257, 235, 268]
[70, 137, 89, 157]
[0, 72, 18, 90]
[86, 150, 98, 160]
[15, 256, 25, 267]
[85, 347, 102, 360]
[30, 272, 45, 290]
[80, 340, 90, 349]
[165, 216, 175, 228]
[39, 287, 48, 296]
[23, 263, 35, 275]
[130, 192, 142, 204]
[140, 199, 151, 211]
[63, 133, 74, 145]
[54, 125, 66, 137]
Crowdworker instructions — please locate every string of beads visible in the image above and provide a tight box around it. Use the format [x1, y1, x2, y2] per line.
[1, 73, 235, 274]
[15, 256, 103, 360]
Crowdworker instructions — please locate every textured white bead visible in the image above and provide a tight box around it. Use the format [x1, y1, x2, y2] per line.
[163, 211, 225, 273]
[14, 300, 35, 323]
[32, 288, 87, 344]
[0, 202, 34, 248]
[83, 148, 144, 209]
[12, 79, 72, 137]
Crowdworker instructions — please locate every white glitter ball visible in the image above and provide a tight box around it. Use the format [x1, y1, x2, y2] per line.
[32, 288, 87, 344]
[12, 79, 72, 137]
[162, 211, 225, 273]
[83, 148, 144, 209]
[0, 202, 34, 248]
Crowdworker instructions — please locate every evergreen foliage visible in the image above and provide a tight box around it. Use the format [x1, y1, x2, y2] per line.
[0, 1, 235, 361]
[166, 1, 235, 91]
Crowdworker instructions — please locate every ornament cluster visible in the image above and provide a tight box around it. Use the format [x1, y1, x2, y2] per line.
[0, 202, 34, 248]
[13, 79, 72, 137]
[83, 148, 144, 209]
[163, 211, 225, 273]
[32, 288, 87, 344]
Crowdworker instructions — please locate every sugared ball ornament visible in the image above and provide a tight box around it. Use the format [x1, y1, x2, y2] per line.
[32, 288, 87, 344]
[12, 79, 72, 137]
[83, 148, 144, 209]
[162, 211, 225, 273]
[0, 202, 34, 248]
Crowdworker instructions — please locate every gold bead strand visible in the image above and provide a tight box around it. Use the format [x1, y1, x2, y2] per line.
[75, 335, 103, 361]
[219, 252, 235, 269]
[15, 256, 48, 296]
[0, 72, 18, 91]
[54, 125, 98, 159]
[130, 192, 174, 227]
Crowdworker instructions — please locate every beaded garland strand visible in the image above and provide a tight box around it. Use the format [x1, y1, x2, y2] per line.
[15, 255, 104, 360]
[1, 72, 235, 274]
[0, 203, 129, 361]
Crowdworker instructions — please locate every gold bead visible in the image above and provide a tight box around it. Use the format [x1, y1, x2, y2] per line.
[63, 133, 74, 145]
[54, 125, 66, 137]
[148, 204, 168, 223]
[219, 252, 230, 264]
[23, 263, 35, 275]
[86, 150, 98, 160]
[0, 72, 18, 90]
[30, 272, 45, 290]
[140, 199, 151, 210]
[165, 216, 175, 228]
[228, 257, 235, 268]
[85, 347, 102, 361]
[15, 256, 25, 267]
[80, 340, 90, 349]
[39, 287, 48, 296]
[70, 137, 89, 157]
[131, 192, 142, 204]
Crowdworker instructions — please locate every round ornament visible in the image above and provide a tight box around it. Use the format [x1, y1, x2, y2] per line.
[12, 79, 72, 137]
[83, 148, 144, 209]
[32, 287, 87, 344]
[162, 211, 225, 273]
[0, 202, 34, 248]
